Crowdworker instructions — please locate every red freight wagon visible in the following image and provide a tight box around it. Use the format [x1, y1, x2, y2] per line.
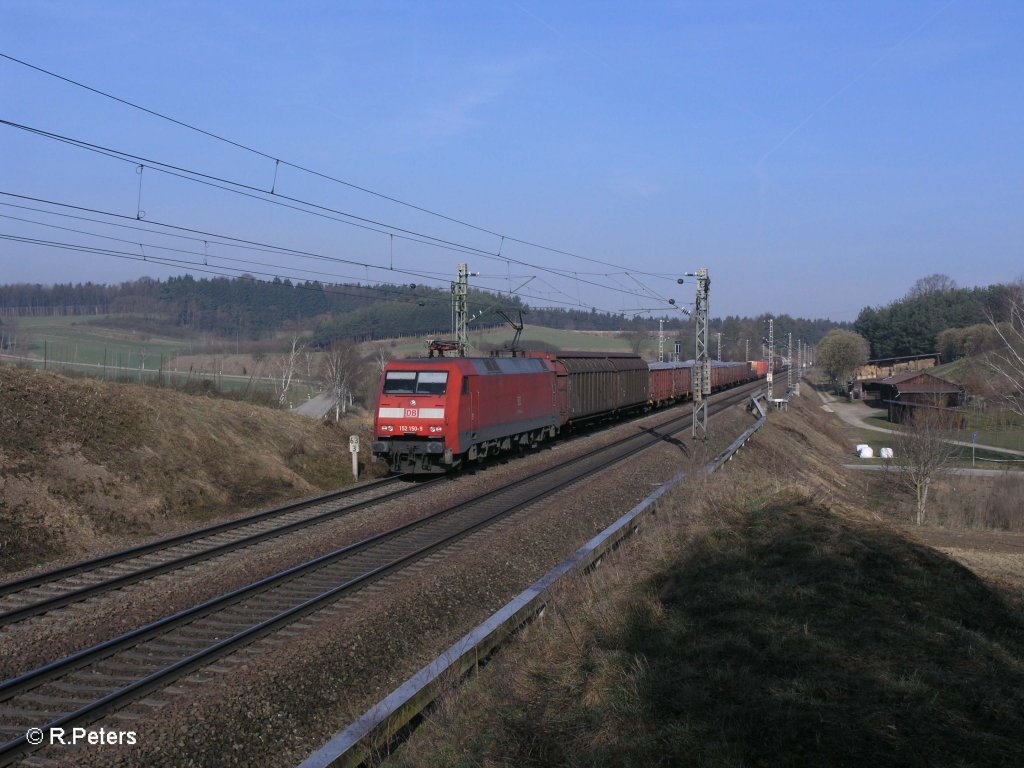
[372, 356, 558, 473]
[751, 360, 769, 378]
[648, 361, 693, 405]
[711, 361, 753, 389]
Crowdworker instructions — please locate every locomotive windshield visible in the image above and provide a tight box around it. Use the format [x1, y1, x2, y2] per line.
[383, 370, 449, 395]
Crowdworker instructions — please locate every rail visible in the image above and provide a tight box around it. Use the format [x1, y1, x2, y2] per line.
[0, 477, 422, 627]
[0, 389, 759, 765]
[299, 393, 768, 768]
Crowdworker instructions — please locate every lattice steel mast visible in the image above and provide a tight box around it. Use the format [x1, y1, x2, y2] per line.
[453, 263, 469, 357]
[689, 268, 711, 440]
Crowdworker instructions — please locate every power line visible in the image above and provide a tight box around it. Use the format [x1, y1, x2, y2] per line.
[1, 51, 677, 280]
[0, 161, 671, 309]
[0, 199, 447, 292]
[0, 52, 502, 238]
[1, 119, 671, 306]
[0, 119, 493, 259]
[0, 232, 447, 307]
[0, 223, 640, 316]
[0, 211, 446, 295]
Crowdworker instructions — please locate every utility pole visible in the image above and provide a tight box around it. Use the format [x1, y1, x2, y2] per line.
[658, 318, 665, 363]
[766, 318, 774, 402]
[452, 263, 469, 356]
[795, 339, 802, 395]
[685, 268, 711, 440]
[716, 332, 722, 361]
[787, 332, 793, 392]
[745, 338, 749, 363]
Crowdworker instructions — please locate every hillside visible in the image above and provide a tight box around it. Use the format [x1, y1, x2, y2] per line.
[387, 387, 1024, 767]
[0, 365, 379, 574]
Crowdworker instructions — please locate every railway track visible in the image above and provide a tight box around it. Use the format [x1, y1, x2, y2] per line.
[0, 475, 428, 628]
[0, 383, 759, 765]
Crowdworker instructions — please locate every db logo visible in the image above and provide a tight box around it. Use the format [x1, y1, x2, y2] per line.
[405, 408, 419, 418]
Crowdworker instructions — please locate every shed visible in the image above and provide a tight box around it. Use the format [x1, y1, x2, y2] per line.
[860, 371, 962, 423]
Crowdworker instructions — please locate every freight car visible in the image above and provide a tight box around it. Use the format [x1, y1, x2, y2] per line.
[648, 360, 753, 406]
[372, 352, 762, 474]
[528, 351, 649, 426]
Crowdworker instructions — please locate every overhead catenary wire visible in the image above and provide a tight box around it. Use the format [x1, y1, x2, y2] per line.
[0, 211, 445, 290]
[0, 119, 670, 307]
[0, 195, 452, 295]
[0, 229, 645, 317]
[0, 202, 593, 317]
[1, 198, 667, 326]
[2, 196, 496, 286]
[0, 232, 472, 311]
[0, 51, 677, 280]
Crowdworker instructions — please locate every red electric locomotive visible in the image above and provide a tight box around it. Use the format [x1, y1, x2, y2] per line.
[372, 356, 559, 473]
[372, 350, 758, 475]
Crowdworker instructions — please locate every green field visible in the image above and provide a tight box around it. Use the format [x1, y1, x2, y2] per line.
[9, 316, 188, 369]
[1, 316, 326, 403]
[863, 414, 1024, 453]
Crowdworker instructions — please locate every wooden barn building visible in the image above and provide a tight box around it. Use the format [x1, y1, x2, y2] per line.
[861, 371, 963, 424]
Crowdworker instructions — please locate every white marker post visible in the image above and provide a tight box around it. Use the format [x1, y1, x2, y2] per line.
[349, 435, 360, 481]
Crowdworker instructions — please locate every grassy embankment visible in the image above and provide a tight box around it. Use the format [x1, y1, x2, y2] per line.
[0, 365, 381, 574]
[385, 391, 1024, 767]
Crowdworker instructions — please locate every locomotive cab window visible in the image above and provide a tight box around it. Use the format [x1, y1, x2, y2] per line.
[415, 371, 448, 395]
[383, 371, 417, 394]
[383, 371, 448, 395]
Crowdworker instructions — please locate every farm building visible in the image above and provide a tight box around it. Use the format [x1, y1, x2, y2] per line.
[854, 352, 940, 381]
[860, 371, 963, 424]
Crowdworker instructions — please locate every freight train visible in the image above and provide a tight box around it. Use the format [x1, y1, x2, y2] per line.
[372, 351, 762, 474]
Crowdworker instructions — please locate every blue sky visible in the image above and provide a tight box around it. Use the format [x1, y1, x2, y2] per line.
[1, 1, 1021, 321]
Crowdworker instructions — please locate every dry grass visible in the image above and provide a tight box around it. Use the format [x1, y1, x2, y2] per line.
[383, 395, 1024, 768]
[925, 473, 1024, 531]
[0, 365, 382, 573]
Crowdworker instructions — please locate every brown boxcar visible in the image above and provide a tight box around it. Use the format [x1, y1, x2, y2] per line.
[531, 352, 649, 426]
[711, 361, 753, 389]
[648, 361, 693, 405]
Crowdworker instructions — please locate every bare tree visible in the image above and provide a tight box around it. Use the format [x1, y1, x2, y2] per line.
[906, 273, 958, 299]
[274, 335, 306, 406]
[373, 344, 391, 376]
[320, 341, 366, 420]
[0, 315, 17, 352]
[985, 281, 1024, 418]
[621, 324, 647, 355]
[889, 408, 960, 525]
